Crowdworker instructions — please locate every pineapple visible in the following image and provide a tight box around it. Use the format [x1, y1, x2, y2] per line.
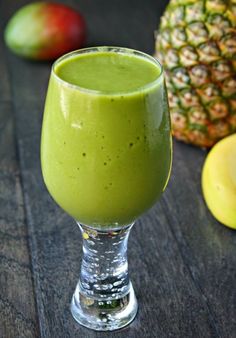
[155, 0, 236, 147]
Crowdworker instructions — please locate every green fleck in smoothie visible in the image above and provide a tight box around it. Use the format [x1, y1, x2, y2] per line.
[41, 48, 172, 227]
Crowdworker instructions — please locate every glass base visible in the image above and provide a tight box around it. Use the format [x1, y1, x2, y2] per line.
[70, 282, 138, 331]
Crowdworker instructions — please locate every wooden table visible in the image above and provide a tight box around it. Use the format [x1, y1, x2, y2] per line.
[1, 1, 235, 337]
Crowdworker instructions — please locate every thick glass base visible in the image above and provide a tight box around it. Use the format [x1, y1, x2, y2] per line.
[71, 282, 138, 331]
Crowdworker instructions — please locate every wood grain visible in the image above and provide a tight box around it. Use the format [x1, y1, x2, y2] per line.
[0, 18, 11, 101]
[162, 142, 236, 338]
[0, 102, 39, 338]
[1, 0, 236, 337]
[0, 3, 39, 337]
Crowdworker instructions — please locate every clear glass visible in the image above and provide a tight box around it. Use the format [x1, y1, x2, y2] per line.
[41, 46, 172, 331]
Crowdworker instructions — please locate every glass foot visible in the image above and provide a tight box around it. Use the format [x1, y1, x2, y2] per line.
[70, 282, 138, 331]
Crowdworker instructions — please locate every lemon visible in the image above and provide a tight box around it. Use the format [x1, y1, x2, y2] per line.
[202, 133, 236, 229]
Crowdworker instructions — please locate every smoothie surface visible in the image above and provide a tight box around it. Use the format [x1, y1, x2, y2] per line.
[54, 51, 161, 93]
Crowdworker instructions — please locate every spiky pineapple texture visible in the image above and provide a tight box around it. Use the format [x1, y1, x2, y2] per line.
[155, 0, 236, 147]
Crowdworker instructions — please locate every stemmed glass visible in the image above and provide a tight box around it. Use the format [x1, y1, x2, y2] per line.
[41, 46, 172, 331]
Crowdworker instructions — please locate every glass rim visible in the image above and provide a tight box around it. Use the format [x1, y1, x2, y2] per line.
[51, 46, 164, 96]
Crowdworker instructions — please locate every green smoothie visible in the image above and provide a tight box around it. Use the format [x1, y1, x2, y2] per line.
[41, 48, 172, 227]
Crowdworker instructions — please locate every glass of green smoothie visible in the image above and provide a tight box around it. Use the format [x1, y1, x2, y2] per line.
[41, 46, 172, 331]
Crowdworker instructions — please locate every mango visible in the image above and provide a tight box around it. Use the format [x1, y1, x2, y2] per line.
[4, 2, 86, 60]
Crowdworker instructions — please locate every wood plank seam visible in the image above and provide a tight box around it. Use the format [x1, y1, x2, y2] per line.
[2, 47, 41, 338]
[10, 105, 42, 338]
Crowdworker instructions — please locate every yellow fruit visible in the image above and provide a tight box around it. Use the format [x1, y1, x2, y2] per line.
[202, 133, 236, 229]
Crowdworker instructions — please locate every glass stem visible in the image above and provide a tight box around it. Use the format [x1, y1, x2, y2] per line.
[79, 223, 132, 299]
[71, 223, 138, 330]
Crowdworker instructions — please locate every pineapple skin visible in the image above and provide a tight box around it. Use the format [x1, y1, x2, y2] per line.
[155, 0, 236, 147]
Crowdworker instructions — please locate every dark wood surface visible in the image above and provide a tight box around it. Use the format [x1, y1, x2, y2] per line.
[0, 1, 236, 337]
